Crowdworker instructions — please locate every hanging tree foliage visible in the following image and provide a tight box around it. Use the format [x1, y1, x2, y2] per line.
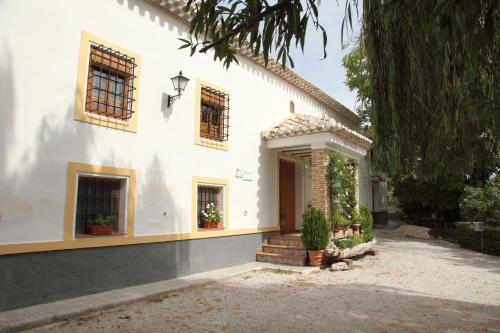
[362, 0, 499, 178]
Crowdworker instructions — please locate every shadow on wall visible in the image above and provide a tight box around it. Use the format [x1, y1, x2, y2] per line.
[256, 139, 280, 242]
[0, 40, 95, 243]
[0, 39, 189, 310]
[136, 155, 182, 235]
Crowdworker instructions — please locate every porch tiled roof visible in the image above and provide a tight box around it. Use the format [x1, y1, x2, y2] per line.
[262, 114, 372, 147]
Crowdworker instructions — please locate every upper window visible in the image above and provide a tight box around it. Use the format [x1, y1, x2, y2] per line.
[86, 45, 137, 121]
[74, 32, 141, 132]
[200, 86, 229, 142]
[75, 174, 128, 238]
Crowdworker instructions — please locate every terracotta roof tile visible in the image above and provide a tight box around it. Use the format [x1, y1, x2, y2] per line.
[262, 114, 372, 147]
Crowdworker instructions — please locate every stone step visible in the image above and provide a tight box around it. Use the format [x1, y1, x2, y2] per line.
[267, 235, 303, 247]
[256, 249, 306, 266]
[262, 244, 306, 256]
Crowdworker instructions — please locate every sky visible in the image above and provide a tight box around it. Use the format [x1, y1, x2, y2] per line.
[288, 1, 361, 111]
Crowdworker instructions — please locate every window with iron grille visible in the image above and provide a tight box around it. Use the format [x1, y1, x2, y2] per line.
[85, 44, 137, 121]
[200, 86, 229, 141]
[197, 185, 224, 229]
[75, 175, 127, 237]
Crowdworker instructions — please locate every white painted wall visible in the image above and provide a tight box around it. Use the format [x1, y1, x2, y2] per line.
[0, 0, 367, 244]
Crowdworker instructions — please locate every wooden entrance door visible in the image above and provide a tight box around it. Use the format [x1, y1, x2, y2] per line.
[279, 160, 296, 234]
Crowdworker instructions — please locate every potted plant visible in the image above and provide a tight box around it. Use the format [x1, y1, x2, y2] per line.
[331, 209, 343, 233]
[301, 207, 330, 267]
[201, 203, 222, 229]
[351, 210, 361, 234]
[87, 215, 115, 235]
[335, 211, 351, 236]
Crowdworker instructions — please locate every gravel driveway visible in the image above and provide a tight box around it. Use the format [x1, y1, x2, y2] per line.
[26, 230, 500, 333]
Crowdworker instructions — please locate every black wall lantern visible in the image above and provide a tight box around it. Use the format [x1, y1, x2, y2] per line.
[167, 71, 190, 107]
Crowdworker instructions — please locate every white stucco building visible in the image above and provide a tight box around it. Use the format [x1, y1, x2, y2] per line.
[0, 0, 386, 311]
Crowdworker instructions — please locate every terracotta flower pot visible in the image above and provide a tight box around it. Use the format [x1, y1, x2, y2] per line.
[88, 225, 113, 235]
[308, 250, 325, 267]
[334, 224, 341, 233]
[353, 224, 361, 234]
[202, 220, 210, 229]
[210, 222, 219, 229]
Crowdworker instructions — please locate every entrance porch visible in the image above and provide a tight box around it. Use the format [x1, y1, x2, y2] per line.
[256, 114, 372, 265]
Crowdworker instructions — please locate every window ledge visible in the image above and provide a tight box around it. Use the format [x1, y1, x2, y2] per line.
[197, 226, 225, 232]
[194, 137, 228, 151]
[75, 231, 127, 239]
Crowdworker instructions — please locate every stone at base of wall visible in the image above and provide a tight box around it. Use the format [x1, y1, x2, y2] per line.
[372, 211, 389, 226]
[0, 232, 277, 312]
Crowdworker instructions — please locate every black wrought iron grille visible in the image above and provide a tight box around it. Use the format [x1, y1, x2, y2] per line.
[197, 185, 222, 227]
[86, 43, 137, 121]
[200, 86, 229, 141]
[75, 176, 122, 234]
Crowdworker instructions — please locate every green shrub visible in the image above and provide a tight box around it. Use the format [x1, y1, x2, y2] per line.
[336, 238, 354, 249]
[301, 207, 330, 251]
[460, 176, 500, 224]
[350, 234, 364, 245]
[452, 222, 500, 256]
[335, 234, 364, 249]
[332, 209, 351, 229]
[359, 204, 374, 242]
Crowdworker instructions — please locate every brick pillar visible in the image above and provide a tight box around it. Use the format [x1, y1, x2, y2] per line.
[311, 149, 330, 218]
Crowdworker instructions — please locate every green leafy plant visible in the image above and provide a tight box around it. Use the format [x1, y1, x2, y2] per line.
[201, 202, 222, 223]
[335, 234, 364, 249]
[87, 215, 115, 226]
[328, 153, 356, 220]
[336, 238, 354, 249]
[349, 234, 364, 246]
[332, 209, 351, 230]
[460, 177, 499, 224]
[451, 222, 500, 256]
[359, 204, 374, 242]
[351, 209, 361, 225]
[300, 207, 330, 251]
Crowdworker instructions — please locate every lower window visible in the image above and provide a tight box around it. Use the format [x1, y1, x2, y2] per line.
[75, 174, 128, 237]
[197, 184, 225, 231]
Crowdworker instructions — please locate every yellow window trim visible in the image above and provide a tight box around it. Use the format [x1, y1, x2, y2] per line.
[64, 162, 137, 241]
[191, 176, 229, 232]
[74, 31, 141, 133]
[194, 78, 229, 151]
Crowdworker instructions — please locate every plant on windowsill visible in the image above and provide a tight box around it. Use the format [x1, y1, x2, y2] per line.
[301, 207, 330, 267]
[201, 203, 222, 229]
[87, 215, 115, 235]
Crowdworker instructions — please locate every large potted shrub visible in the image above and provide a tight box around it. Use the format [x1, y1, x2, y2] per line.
[359, 204, 374, 242]
[301, 207, 330, 266]
[87, 215, 115, 235]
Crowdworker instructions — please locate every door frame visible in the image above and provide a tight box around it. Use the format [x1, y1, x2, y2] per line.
[276, 154, 306, 232]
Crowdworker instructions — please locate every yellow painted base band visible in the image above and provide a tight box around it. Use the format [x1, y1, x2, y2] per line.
[0, 226, 280, 256]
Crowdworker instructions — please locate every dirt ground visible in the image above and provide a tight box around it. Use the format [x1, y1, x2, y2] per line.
[25, 229, 500, 333]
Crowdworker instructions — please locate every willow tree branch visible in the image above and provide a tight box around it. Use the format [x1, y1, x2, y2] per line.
[199, 0, 293, 53]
